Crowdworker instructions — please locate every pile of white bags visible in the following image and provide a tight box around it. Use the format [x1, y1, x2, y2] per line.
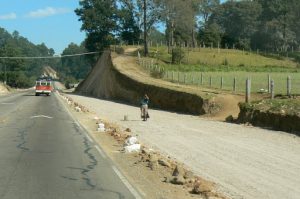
[97, 123, 105, 132]
[124, 136, 141, 153]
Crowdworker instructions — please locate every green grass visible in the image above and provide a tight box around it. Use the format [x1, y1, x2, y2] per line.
[163, 71, 300, 94]
[148, 46, 298, 69]
[244, 99, 300, 115]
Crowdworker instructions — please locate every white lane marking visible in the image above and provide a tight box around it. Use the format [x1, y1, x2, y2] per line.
[86, 134, 93, 143]
[1, 102, 14, 105]
[30, 115, 53, 119]
[95, 145, 107, 159]
[112, 166, 143, 199]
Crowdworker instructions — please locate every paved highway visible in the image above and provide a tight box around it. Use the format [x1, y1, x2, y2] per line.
[0, 91, 138, 199]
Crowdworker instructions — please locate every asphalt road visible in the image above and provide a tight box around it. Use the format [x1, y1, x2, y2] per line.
[0, 91, 138, 199]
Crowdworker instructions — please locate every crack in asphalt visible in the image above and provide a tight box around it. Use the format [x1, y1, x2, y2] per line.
[66, 136, 98, 189]
[61, 128, 126, 198]
[16, 130, 29, 152]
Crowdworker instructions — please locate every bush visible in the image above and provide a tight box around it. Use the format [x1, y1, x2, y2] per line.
[0, 71, 35, 88]
[222, 58, 229, 66]
[115, 47, 125, 54]
[64, 76, 77, 89]
[150, 68, 165, 79]
[172, 48, 185, 64]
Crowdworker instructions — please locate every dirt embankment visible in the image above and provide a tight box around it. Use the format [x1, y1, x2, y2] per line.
[0, 83, 9, 94]
[75, 51, 220, 115]
[237, 100, 300, 136]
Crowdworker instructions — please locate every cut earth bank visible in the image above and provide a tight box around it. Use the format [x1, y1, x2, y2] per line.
[75, 50, 245, 119]
[66, 50, 300, 199]
[0, 83, 9, 95]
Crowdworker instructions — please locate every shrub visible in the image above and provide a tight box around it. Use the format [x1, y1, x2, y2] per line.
[172, 48, 185, 64]
[150, 68, 165, 79]
[115, 47, 125, 54]
[222, 58, 229, 66]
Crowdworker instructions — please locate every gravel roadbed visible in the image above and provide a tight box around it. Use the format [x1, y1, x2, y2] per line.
[66, 94, 300, 199]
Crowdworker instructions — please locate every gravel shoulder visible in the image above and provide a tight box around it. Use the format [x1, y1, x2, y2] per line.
[66, 93, 300, 199]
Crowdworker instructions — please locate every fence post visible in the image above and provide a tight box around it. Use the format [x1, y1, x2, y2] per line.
[184, 74, 187, 84]
[246, 78, 251, 103]
[287, 76, 291, 97]
[172, 71, 174, 82]
[209, 76, 212, 87]
[271, 79, 275, 99]
[200, 73, 203, 85]
[268, 74, 271, 93]
[233, 77, 236, 92]
[220, 76, 224, 89]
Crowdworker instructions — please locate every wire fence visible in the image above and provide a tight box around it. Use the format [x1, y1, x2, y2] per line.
[137, 57, 300, 97]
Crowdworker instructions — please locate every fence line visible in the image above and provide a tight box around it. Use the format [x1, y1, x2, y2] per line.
[137, 57, 300, 98]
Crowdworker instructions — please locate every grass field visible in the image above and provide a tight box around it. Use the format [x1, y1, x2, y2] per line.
[163, 70, 300, 95]
[147, 46, 299, 69]
[135, 46, 300, 95]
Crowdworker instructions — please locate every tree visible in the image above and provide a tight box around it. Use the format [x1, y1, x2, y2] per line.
[253, 0, 298, 51]
[0, 26, 58, 87]
[135, 0, 161, 56]
[118, 0, 141, 44]
[209, 0, 262, 49]
[75, 0, 118, 62]
[61, 42, 91, 80]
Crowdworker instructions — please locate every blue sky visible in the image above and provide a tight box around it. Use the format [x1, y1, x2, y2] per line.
[0, 0, 227, 55]
[0, 0, 85, 54]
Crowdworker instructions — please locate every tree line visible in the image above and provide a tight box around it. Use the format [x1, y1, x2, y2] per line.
[75, 0, 300, 57]
[0, 28, 57, 87]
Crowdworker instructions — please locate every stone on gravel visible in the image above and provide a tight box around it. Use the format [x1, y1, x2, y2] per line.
[172, 165, 184, 177]
[184, 170, 194, 179]
[158, 159, 171, 168]
[148, 154, 158, 170]
[192, 179, 211, 195]
[170, 175, 185, 185]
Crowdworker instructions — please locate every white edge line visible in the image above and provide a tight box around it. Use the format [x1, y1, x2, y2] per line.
[56, 92, 142, 198]
[30, 115, 53, 119]
[112, 166, 143, 199]
[94, 145, 107, 159]
[86, 134, 93, 143]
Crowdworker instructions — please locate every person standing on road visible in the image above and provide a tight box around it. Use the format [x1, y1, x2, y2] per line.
[140, 94, 149, 121]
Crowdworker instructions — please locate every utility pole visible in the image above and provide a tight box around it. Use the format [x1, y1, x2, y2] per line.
[143, 0, 148, 56]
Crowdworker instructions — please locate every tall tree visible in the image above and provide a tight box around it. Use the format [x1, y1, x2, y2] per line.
[254, 0, 298, 51]
[75, 0, 118, 62]
[118, 0, 141, 45]
[209, 0, 262, 49]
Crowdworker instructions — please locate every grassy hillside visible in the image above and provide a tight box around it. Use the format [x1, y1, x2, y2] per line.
[132, 46, 300, 95]
[147, 46, 298, 69]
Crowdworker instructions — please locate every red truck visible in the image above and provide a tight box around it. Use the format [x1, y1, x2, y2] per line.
[35, 77, 53, 96]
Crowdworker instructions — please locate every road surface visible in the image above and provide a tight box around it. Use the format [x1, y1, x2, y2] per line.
[67, 94, 300, 199]
[0, 91, 139, 199]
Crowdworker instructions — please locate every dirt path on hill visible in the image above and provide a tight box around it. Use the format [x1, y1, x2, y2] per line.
[67, 93, 300, 199]
[112, 51, 244, 120]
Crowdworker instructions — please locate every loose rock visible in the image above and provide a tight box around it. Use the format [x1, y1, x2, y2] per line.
[172, 165, 184, 177]
[158, 159, 171, 168]
[170, 175, 185, 185]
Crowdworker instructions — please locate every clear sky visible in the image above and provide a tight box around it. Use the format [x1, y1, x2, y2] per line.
[0, 0, 85, 55]
[0, 0, 227, 55]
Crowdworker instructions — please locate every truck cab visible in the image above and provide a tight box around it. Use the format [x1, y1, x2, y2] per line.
[35, 77, 53, 96]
